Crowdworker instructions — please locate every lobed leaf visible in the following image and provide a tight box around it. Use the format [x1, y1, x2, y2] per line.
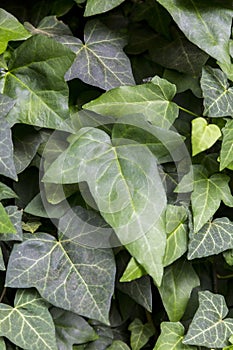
[128, 318, 154, 350]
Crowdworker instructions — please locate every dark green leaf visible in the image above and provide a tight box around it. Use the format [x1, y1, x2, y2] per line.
[0, 118, 17, 180]
[220, 119, 233, 170]
[0, 94, 16, 118]
[84, 0, 125, 16]
[128, 318, 154, 350]
[0, 249, 5, 271]
[25, 16, 72, 36]
[0, 182, 17, 201]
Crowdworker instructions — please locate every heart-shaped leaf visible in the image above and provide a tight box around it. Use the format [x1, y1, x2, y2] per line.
[128, 319, 154, 350]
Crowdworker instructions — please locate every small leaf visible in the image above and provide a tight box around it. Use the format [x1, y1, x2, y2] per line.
[220, 119, 233, 170]
[158, 260, 199, 322]
[0, 248, 5, 271]
[128, 319, 154, 350]
[0, 182, 17, 201]
[120, 257, 147, 282]
[191, 117, 221, 156]
[84, 0, 125, 16]
[22, 221, 41, 234]
[153, 322, 195, 350]
[107, 340, 130, 350]
[0, 8, 30, 54]
[0, 289, 57, 350]
[201, 66, 233, 117]
[183, 291, 233, 348]
[0, 203, 16, 234]
[0, 206, 22, 241]
[64, 20, 135, 90]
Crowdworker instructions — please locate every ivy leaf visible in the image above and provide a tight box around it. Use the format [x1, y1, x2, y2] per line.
[120, 257, 147, 282]
[128, 319, 154, 350]
[64, 20, 135, 90]
[220, 119, 233, 170]
[0, 289, 57, 350]
[188, 217, 233, 259]
[0, 203, 16, 234]
[201, 66, 233, 117]
[158, 260, 199, 322]
[0, 248, 5, 271]
[6, 207, 116, 324]
[84, 77, 179, 129]
[0, 118, 17, 180]
[191, 117, 221, 156]
[153, 322, 195, 350]
[107, 340, 130, 350]
[0, 182, 17, 201]
[3, 35, 75, 132]
[183, 291, 233, 348]
[50, 307, 97, 349]
[157, 0, 233, 65]
[25, 16, 72, 36]
[0, 8, 30, 54]
[0, 206, 22, 241]
[84, 0, 125, 16]
[0, 94, 16, 118]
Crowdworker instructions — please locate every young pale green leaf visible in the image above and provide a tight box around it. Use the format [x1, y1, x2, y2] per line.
[201, 67, 233, 117]
[0, 203, 16, 234]
[188, 217, 233, 259]
[22, 221, 41, 234]
[0, 206, 22, 241]
[50, 307, 97, 349]
[0, 8, 31, 54]
[4, 35, 75, 132]
[191, 165, 233, 232]
[157, 0, 233, 65]
[128, 318, 154, 350]
[158, 260, 199, 322]
[83, 78, 179, 128]
[153, 322, 195, 350]
[107, 340, 130, 350]
[0, 182, 17, 201]
[183, 291, 233, 348]
[220, 119, 233, 170]
[64, 20, 135, 90]
[6, 207, 116, 324]
[120, 257, 147, 282]
[191, 117, 221, 156]
[0, 118, 17, 180]
[84, 0, 125, 16]
[0, 289, 57, 350]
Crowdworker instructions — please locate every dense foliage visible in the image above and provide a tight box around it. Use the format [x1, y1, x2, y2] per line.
[0, 0, 233, 349]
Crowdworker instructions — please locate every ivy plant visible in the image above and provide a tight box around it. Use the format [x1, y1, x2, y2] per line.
[0, 0, 233, 349]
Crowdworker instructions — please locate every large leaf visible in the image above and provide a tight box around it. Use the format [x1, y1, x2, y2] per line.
[84, 77, 179, 129]
[6, 207, 116, 324]
[64, 20, 135, 90]
[0, 118, 17, 180]
[220, 119, 233, 170]
[0, 289, 57, 350]
[188, 217, 233, 259]
[128, 319, 154, 350]
[43, 127, 167, 285]
[3, 35, 75, 131]
[0, 8, 30, 54]
[183, 291, 233, 348]
[158, 260, 199, 322]
[84, 0, 125, 16]
[154, 322, 195, 350]
[0, 203, 16, 234]
[201, 66, 233, 117]
[157, 0, 233, 65]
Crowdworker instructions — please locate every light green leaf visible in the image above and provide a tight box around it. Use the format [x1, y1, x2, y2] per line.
[0, 206, 22, 241]
[22, 221, 41, 234]
[84, 0, 125, 16]
[158, 260, 199, 322]
[107, 340, 130, 350]
[120, 257, 147, 282]
[153, 322, 195, 350]
[64, 20, 135, 90]
[0, 289, 57, 350]
[3, 35, 75, 131]
[220, 119, 233, 170]
[0, 182, 17, 201]
[84, 77, 179, 128]
[201, 66, 233, 117]
[0, 8, 30, 54]
[0, 118, 17, 180]
[183, 291, 233, 348]
[157, 0, 233, 64]
[0, 203, 16, 234]
[191, 117, 221, 156]
[50, 307, 97, 349]
[191, 165, 233, 232]
[128, 319, 154, 350]
[6, 207, 116, 324]
[0, 337, 6, 350]
[188, 217, 233, 259]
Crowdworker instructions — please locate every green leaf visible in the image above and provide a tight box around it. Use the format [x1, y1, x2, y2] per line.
[25, 16, 73, 36]
[157, 0, 233, 64]
[0, 94, 16, 118]
[128, 318, 154, 350]
[201, 66, 233, 117]
[22, 221, 41, 234]
[183, 291, 233, 348]
[107, 340, 130, 350]
[0, 8, 30, 54]
[0, 118, 17, 180]
[0, 337, 6, 350]
[64, 20, 135, 90]
[0, 289, 57, 350]
[158, 260, 199, 322]
[191, 165, 233, 232]
[3, 35, 75, 131]
[0, 182, 17, 201]
[84, 0, 125, 16]
[0, 203, 16, 234]
[0, 206, 22, 241]
[6, 207, 116, 324]
[84, 77, 179, 129]
[120, 257, 147, 282]
[50, 307, 97, 349]
[188, 217, 233, 259]
[153, 322, 195, 350]
[0, 248, 5, 271]
[220, 119, 233, 170]
[191, 117, 221, 156]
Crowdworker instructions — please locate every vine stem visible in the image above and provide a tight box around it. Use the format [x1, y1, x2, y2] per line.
[217, 273, 233, 279]
[178, 105, 200, 117]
